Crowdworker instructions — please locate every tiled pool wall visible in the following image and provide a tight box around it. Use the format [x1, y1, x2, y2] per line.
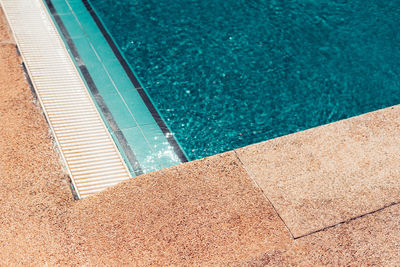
[43, 0, 188, 176]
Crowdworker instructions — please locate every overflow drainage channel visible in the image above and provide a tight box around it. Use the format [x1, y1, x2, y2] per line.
[1, 0, 132, 198]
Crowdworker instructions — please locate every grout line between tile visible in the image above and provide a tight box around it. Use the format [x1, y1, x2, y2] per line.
[119, 122, 161, 132]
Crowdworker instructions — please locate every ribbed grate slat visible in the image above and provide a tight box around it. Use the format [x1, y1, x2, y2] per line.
[1, 0, 132, 199]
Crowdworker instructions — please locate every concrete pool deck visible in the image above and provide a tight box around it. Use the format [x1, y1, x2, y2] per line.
[1, 6, 400, 265]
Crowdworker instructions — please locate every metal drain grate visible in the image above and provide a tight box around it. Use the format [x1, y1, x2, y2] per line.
[1, 0, 132, 198]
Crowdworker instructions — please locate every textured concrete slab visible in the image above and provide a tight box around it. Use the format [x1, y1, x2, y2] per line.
[243, 203, 400, 266]
[0, 23, 73, 265]
[295, 203, 400, 266]
[236, 106, 400, 237]
[65, 152, 292, 265]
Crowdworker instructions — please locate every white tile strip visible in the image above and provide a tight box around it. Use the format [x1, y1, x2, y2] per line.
[1, 0, 131, 198]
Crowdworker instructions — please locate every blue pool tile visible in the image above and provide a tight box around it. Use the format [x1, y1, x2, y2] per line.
[58, 13, 85, 38]
[93, 82, 118, 100]
[103, 59, 132, 85]
[102, 95, 137, 130]
[65, 0, 87, 11]
[121, 127, 161, 173]
[94, 44, 121, 67]
[67, 0, 104, 38]
[71, 37, 100, 67]
[139, 124, 181, 169]
[109, 132, 135, 176]
[71, 37, 118, 95]
[50, 0, 71, 15]
[66, 2, 157, 128]
[87, 33, 116, 61]
[118, 88, 156, 126]
[66, 1, 117, 62]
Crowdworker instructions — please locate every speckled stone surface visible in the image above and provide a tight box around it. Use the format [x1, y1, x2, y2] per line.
[0, 11, 74, 264]
[0, 8, 12, 42]
[242, 203, 400, 266]
[65, 152, 292, 265]
[236, 106, 400, 237]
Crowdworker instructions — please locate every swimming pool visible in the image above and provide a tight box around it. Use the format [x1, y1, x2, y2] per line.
[50, 0, 400, 163]
[88, 0, 400, 160]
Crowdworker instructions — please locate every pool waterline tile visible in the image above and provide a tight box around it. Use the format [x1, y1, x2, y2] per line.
[102, 94, 138, 130]
[58, 13, 85, 38]
[139, 124, 181, 168]
[49, 0, 71, 15]
[118, 88, 157, 126]
[68, 12, 158, 126]
[121, 126, 161, 173]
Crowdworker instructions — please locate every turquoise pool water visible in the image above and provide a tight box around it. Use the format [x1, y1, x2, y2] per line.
[90, 0, 400, 160]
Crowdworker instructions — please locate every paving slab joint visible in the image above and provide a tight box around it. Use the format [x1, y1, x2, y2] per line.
[234, 149, 400, 240]
[293, 201, 400, 239]
[233, 149, 296, 239]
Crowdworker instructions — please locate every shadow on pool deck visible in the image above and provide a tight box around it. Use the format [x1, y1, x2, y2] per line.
[1, 6, 400, 266]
